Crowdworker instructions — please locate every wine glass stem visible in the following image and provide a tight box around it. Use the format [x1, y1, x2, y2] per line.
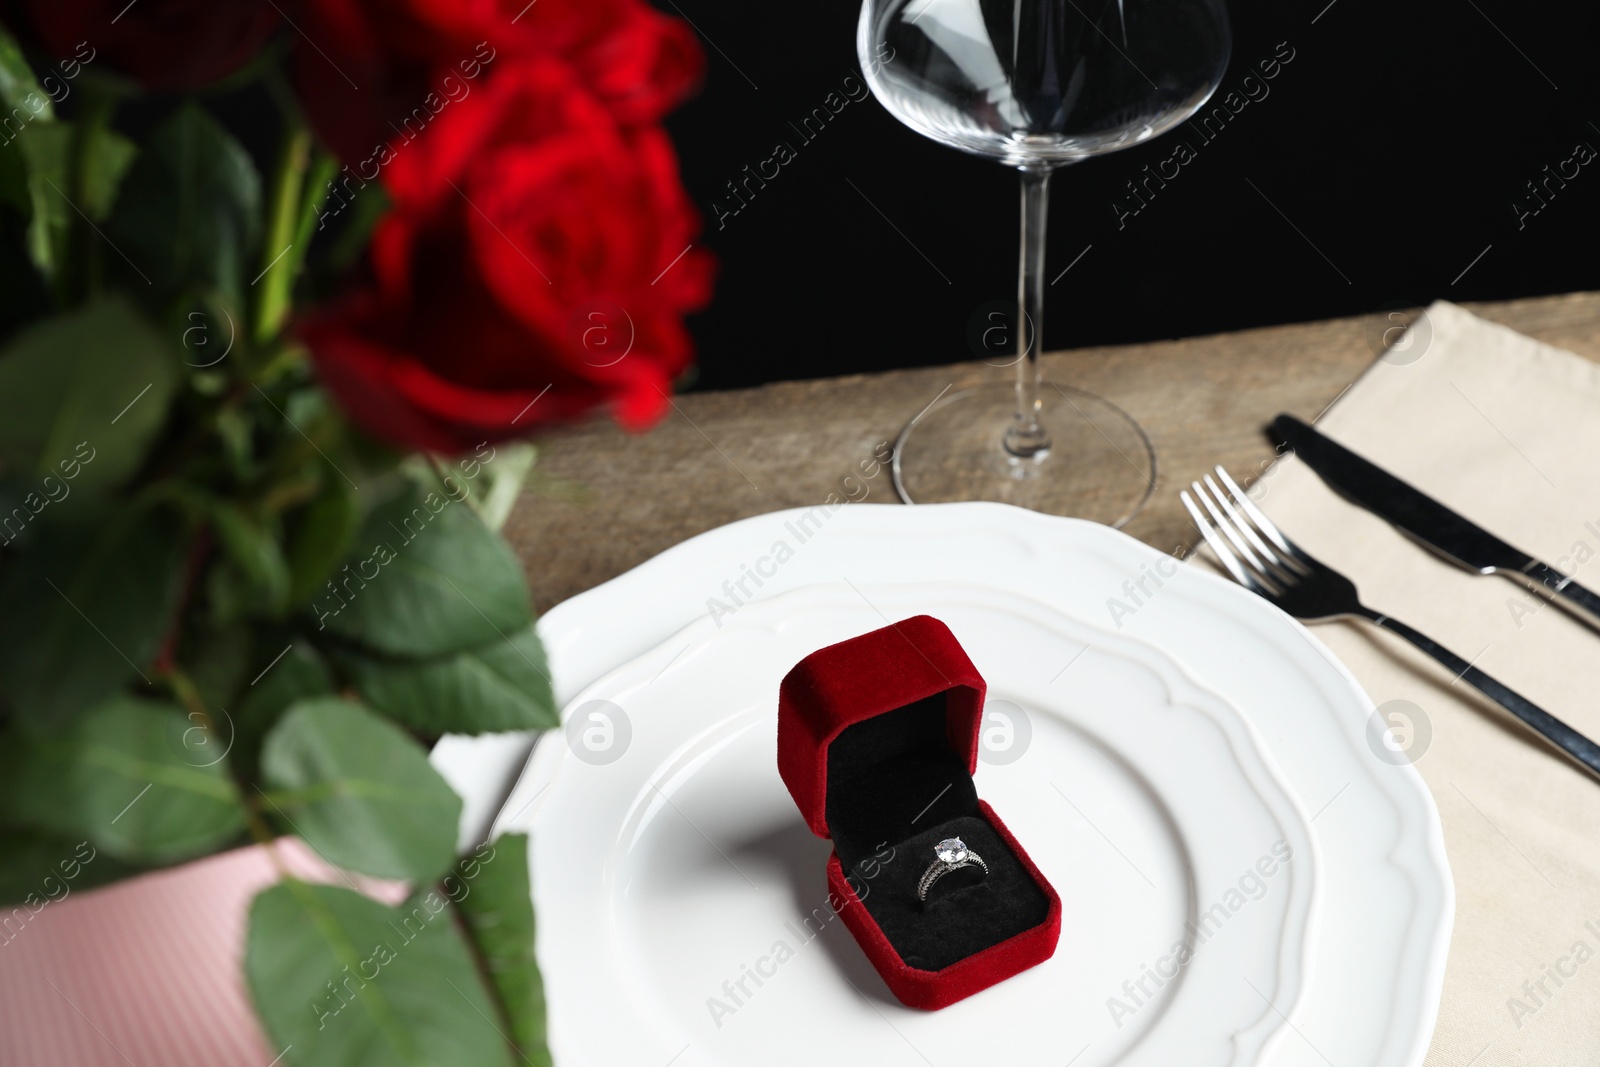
[1005, 165, 1053, 459]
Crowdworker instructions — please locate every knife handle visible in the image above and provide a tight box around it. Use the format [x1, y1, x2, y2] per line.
[1510, 563, 1600, 635]
[1368, 612, 1600, 781]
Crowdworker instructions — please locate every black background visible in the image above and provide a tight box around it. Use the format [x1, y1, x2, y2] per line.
[664, 0, 1600, 391]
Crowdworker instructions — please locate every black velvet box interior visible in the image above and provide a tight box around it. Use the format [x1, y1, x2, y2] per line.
[825, 694, 1052, 971]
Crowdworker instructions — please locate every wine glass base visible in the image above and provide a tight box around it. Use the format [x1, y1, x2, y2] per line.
[891, 382, 1156, 528]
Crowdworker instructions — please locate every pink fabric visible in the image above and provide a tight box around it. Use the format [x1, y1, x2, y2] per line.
[0, 839, 406, 1066]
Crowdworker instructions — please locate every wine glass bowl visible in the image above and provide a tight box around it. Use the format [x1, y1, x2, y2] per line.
[860, 0, 1231, 167]
[858, 0, 1231, 525]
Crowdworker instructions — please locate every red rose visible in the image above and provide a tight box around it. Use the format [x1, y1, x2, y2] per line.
[300, 59, 713, 454]
[17, 0, 279, 92]
[293, 0, 702, 164]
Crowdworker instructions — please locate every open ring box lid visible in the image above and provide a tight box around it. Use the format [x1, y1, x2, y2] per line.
[777, 615, 1061, 1009]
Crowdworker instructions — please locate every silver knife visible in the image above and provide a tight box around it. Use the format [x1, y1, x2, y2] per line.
[1273, 413, 1600, 634]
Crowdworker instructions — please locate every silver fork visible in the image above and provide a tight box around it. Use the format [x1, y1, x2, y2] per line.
[1183, 465, 1600, 782]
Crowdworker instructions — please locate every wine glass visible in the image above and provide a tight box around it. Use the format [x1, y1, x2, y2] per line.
[859, 0, 1230, 525]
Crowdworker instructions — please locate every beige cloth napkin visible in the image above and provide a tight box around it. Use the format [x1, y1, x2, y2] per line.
[1218, 301, 1600, 1065]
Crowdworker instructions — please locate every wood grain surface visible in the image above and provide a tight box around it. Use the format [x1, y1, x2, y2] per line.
[503, 292, 1600, 612]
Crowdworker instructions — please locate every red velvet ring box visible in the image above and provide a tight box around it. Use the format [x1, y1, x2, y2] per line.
[777, 614, 1061, 1010]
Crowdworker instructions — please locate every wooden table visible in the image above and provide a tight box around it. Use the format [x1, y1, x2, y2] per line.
[503, 292, 1600, 612]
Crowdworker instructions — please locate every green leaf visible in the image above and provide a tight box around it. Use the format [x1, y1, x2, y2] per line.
[0, 831, 144, 908]
[15, 123, 68, 280]
[78, 128, 136, 222]
[210, 501, 291, 616]
[260, 698, 461, 881]
[214, 401, 256, 477]
[0, 500, 185, 725]
[463, 442, 535, 533]
[319, 484, 531, 658]
[0, 25, 53, 120]
[456, 834, 551, 1066]
[340, 624, 556, 736]
[0, 698, 246, 864]
[179, 619, 252, 712]
[0, 297, 178, 489]
[246, 881, 513, 1067]
[285, 469, 359, 608]
[105, 102, 260, 303]
[232, 641, 334, 781]
[0, 30, 56, 277]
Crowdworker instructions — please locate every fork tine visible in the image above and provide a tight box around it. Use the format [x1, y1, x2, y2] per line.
[1189, 477, 1273, 581]
[1213, 465, 1310, 573]
[1201, 472, 1305, 584]
[1202, 471, 1282, 566]
[1180, 488, 1261, 591]
[1185, 483, 1285, 596]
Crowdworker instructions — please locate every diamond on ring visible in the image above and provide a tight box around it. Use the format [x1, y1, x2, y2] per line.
[917, 836, 989, 902]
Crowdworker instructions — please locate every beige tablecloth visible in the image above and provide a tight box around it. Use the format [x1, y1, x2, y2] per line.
[1219, 301, 1600, 1065]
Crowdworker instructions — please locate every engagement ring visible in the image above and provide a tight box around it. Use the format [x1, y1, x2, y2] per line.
[916, 837, 988, 902]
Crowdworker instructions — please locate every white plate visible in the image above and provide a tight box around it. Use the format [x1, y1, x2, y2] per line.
[433, 502, 1453, 1067]
[497, 583, 1318, 1067]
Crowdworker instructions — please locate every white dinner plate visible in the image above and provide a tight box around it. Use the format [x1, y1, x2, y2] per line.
[432, 502, 1453, 1067]
[496, 583, 1318, 1066]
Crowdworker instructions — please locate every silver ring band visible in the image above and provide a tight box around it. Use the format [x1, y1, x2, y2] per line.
[917, 837, 988, 902]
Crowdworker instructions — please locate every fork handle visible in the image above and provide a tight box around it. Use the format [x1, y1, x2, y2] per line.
[1365, 610, 1600, 780]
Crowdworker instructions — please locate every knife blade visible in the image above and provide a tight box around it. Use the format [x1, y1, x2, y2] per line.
[1272, 413, 1600, 634]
